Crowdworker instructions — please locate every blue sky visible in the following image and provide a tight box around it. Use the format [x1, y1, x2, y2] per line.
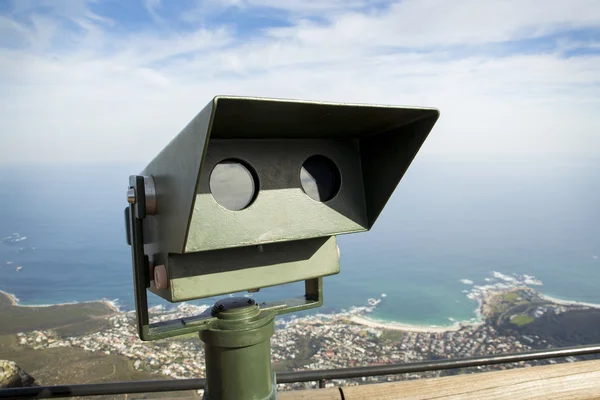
[0, 0, 599, 164]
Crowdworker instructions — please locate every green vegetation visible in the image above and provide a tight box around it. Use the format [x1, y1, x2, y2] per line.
[0, 334, 199, 399]
[510, 314, 535, 326]
[502, 292, 519, 302]
[0, 292, 114, 336]
[380, 330, 405, 342]
[0, 292, 200, 398]
[487, 290, 532, 321]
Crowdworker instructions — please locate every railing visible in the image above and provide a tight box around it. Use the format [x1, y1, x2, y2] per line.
[279, 358, 600, 400]
[1, 344, 599, 399]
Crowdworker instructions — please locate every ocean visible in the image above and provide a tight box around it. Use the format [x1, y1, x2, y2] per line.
[1, 155, 599, 328]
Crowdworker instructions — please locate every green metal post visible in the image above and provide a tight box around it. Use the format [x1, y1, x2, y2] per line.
[200, 297, 277, 400]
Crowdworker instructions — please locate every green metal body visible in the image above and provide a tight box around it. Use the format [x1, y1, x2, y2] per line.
[200, 298, 277, 400]
[127, 190, 323, 341]
[168, 236, 338, 301]
[135, 96, 439, 303]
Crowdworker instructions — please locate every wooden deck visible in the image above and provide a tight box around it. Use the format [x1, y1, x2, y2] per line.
[279, 359, 600, 399]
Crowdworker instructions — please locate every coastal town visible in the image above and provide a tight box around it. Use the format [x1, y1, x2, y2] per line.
[14, 272, 598, 391]
[15, 305, 539, 390]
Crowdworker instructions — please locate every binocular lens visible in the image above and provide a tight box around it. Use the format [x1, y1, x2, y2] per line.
[209, 155, 341, 210]
[300, 155, 341, 202]
[209, 160, 258, 211]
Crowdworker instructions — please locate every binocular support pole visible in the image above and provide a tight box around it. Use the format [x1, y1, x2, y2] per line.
[200, 297, 277, 400]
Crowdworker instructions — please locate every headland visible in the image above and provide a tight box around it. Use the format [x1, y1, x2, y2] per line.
[0, 289, 117, 337]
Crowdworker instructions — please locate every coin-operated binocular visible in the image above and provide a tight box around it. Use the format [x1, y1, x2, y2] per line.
[125, 96, 439, 400]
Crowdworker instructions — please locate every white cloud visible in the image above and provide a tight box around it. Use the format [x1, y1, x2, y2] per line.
[265, 0, 600, 47]
[0, 0, 599, 164]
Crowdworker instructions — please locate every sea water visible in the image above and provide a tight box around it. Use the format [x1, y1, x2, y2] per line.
[0, 155, 598, 327]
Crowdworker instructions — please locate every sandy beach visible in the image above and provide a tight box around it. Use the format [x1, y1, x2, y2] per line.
[349, 315, 481, 333]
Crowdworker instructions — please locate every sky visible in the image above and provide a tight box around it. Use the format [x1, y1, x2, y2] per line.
[0, 0, 599, 165]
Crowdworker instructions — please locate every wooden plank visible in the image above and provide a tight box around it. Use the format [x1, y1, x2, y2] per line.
[279, 387, 342, 400]
[340, 359, 600, 400]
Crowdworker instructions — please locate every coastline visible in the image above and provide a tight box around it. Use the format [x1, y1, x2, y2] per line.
[2, 285, 600, 335]
[349, 315, 479, 333]
[1, 288, 472, 333]
[0, 289, 120, 312]
[0, 289, 18, 306]
[350, 290, 600, 334]
[538, 293, 600, 309]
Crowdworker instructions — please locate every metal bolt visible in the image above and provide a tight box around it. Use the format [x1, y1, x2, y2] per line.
[127, 188, 136, 204]
[154, 265, 168, 290]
